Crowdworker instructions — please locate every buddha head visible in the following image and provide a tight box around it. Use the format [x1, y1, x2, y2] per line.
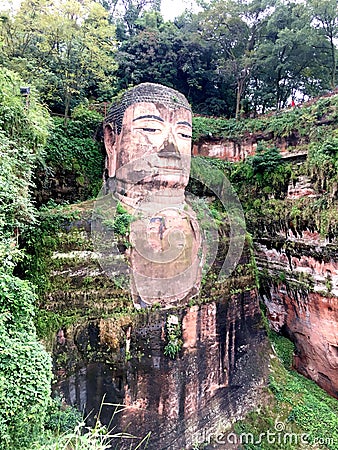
[103, 83, 192, 205]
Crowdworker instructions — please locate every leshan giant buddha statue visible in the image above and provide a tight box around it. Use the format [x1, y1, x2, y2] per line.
[101, 83, 207, 308]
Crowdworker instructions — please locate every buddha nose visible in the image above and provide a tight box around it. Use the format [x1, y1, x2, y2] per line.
[158, 131, 180, 159]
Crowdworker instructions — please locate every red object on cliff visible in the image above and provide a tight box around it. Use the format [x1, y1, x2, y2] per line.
[291, 99, 295, 107]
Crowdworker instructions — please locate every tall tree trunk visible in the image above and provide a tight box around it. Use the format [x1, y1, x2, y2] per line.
[235, 71, 248, 119]
[64, 91, 71, 125]
[235, 80, 242, 120]
[329, 33, 336, 89]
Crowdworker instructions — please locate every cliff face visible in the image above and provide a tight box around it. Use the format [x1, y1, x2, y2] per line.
[192, 131, 304, 162]
[252, 151, 338, 399]
[193, 104, 338, 400]
[256, 235, 338, 398]
[39, 215, 269, 449]
[193, 137, 257, 161]
[34, 167, 91, 205]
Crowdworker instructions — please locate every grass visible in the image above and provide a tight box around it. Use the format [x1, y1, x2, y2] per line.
[32, 399, 151, 450]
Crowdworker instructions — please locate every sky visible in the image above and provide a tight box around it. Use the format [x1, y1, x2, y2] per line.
[161, 0, 201, 21]
[0, 0, 202, 22]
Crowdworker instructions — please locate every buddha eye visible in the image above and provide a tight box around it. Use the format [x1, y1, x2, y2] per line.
[179, 133, 192, 139]
[142, 128, 158, 133]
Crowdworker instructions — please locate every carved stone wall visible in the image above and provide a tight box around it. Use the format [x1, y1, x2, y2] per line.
[57, 292, 269, 449]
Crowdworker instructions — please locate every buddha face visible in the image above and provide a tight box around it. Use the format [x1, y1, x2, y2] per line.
[104, 102, 192, 198]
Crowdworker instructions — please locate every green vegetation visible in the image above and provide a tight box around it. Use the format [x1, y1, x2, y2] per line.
[102, 202, 134, 236]
[0, 68, 50, 150]
[0, 67, 53, 449]
[0, 0, 116, 115]
[192, 94, 338, 140]
[0, 68, 50, 235]
[0, 290, 52, 450]
[34, 411, 150, 450]
[163, 315, 183, 359]
[308, 133, 338, 195]
[1, 0, 338, 117]
[191, 92, 338, 238]
[45, 106, 105, 199]
[21, 202, 80, 296]
[34, 309, 82, 346]
[1, 0, 338, 445]
[191, 147, 291, 208]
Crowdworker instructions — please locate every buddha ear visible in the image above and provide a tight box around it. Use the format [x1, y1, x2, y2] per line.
[104, 124, 117, 178]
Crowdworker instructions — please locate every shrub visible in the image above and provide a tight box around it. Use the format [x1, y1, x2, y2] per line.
[249, 143, 282, 175]
[0, 68, 50, 153]
[102, 202, 133, 236]
[163, 315, 183, 359]
[45, 105, 104, 199]
[0, 272, 52, 449]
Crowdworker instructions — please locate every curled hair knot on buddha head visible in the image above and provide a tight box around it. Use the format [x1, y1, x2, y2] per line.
[104, 83, 191, 135]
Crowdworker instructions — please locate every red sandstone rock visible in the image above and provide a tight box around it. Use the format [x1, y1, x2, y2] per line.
[192, 139, 256, 162]
[266, 287, 338, 398]
[57, 291, 269, 449]
[258, 239, 338, 398]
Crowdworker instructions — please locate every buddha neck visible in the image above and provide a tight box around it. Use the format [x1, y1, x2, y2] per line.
[106, 177, 186, 210]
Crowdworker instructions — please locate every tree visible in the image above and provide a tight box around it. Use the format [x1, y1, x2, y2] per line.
[175, 11, 237, 115]
[115, 11, 178, 88]
[252, 0, 327, 110]
[113, 0, 161, 38]
[197, 0, 273, 118]
[0, 0, 117, 115]
[114, 10, 228, 115]
[309, 0, 338, 89]
[0, 68, 50, 233]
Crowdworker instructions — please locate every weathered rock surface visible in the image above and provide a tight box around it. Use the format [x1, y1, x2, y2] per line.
[256, 231, 338, 399]
[192, 131, 306, 162]
[34, 168, 95, 205]
[193, 138, 257, 161]
[57, 292, 269, 449]
[287, 175, 318, 199]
